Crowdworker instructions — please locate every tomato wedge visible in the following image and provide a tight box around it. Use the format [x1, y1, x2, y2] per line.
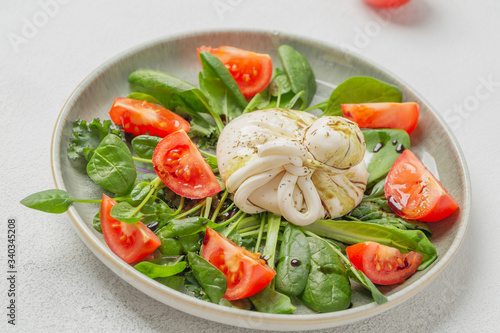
[152, 130, 221, 199]
[346, 242, 422, 285]
[197, 46, 272, 97]
[100, 194, 161, 263]
[385, 149, 459, 222]
[341, 102, 419, 135]
[201, 227, 276, 300]
[365, 0, 412, 8]
[109, 97, 190, 137]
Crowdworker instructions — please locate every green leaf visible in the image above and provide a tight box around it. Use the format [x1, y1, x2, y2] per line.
[135, 261, 187, 279]
[157, 217, 209, 239]
[110, 201, 143, 224]
[243, 90, 271, 114]
[130, 181, 151, 202]
[128, 69, 210, 123]
[362, 129, 410, 186]
[350, 270, 387, 305]
[269, 69, 292, 96]
[127, 92, 163, 105]
[304, 220, 437, 270]
[278, 45, 317, 108]
[67, 118, 124, 166]
[131, 135, 162, 159]
[275, 224, 311, 296]
[249, 285, 296, 314]
[187, 252, 227, 303]
[323, 76, 402, 117]
[283, 90, 305, 109]
[299, 237, 351, 312]
[86, 134, 136, 195]
[92, 212, 102, 233]
[155, 276, 185, 292]
[199, 51, 248, 109]
[20, 189, 76, 214]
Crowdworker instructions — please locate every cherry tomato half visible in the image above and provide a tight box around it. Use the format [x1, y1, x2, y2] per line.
[197, 46, 273, 97]
[365, 0, 412, 8]
[152, 130, 221, 199]
[346, 241, 422, 285]
[385, 149, 459, 222]
[201, 227, 276, 300]
[100, 194, 161, 263]
[342, 102, 419, 135]
[109, 98, 190, 137]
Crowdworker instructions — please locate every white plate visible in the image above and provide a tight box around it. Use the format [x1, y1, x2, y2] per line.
[51, 30, 471, 331]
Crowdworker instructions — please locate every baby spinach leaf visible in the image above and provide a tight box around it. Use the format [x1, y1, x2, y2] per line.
[128, 69, 210, 124]
[159, 237, 182, 256]
[155, 276, 185, 292]
[249, 285, 296, 314]
[157, 217, 209, 239]
[269, 68, 292, 96]
[323, 76, 402, 117]
[86, 134, 136, 195]
[110, 201, 143, 224]
[67, 118, 124, 167]
[283, 91, 305, 109]
[20, 189, 76, 214]
[362, 129, 410, 186]
[243, 89, 271, 114]
[199, 51, 247, 109]
[135, 260, 187, 279]
[278, 45, 316, 108]
[131, 135, 162, 159]
[130, 181, 151, 202]
[304, 220, 437, 270]
[126, 92, 163, 105]
[179, 233, 202, 253]
[275, 224, 311, 296]
[187, 252, 227, 303]
[348, 269, 387, 305]
[92, 212, 102, 233]
[219, 298, 253, 310]
[299, 237, 351, 312]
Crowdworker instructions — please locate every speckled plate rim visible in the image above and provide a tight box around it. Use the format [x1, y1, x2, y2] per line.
[51, 28, 471, 331]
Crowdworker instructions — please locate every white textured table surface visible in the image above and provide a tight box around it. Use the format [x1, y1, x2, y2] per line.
[1, 0, 499, 332]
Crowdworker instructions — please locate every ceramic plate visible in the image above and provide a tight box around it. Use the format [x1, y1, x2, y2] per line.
[51, 30, 471, 331]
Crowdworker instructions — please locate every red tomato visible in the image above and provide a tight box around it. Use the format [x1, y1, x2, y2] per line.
[341, 102, 419, 135]
[385, 150, 459, 222]
[100, 194, 161, 264]
[197, 46, 272, 97]
[152, 130, 221, 199]
[365, 0, 412, 8]
[109, 98, 190, 137]
[346, 242, 422, 285]
[201, 227, 276, 300]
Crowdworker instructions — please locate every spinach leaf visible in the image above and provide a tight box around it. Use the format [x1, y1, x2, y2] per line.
[155, 276, 185, 292]
[187, 252, 227, 303]
[128, 69, 209, 123]
[126, 92, 163, 105]
[249, 285, 296, 314]
[283, 91, 305, 109]
[219, 298, 253, 310]
[275, 224, 311, 296]
[158, 217, 209, 239]
[110, 201, 143, 224]
[299, 237, 351, 312]
[86, 134, 136, 195]
[20, 189, 76, 214]
[304, 220, 437, 270]
[140, 196, 174, 229]
[365, 177, 386, 199]
[67, 118, 124, 167]
[130, 181, 151, 202]
[348, 269, 387, 305]
[323, 76, 402, 117]
[131, 135, 162, 159]
[362, 129, 410, 186]
[158, 237, 182, 256]
[135, 260, 187, 279]
[269, 68, 292, 96]
[179, 233, 202, 253]
[243, 89, 271, 114]
[278, 45, 316, 108]
[92, 212, 102, 233]
[199, 51, 247, 109]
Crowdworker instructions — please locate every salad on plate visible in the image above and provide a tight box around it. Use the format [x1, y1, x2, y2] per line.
[21, 44, 459, 314]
